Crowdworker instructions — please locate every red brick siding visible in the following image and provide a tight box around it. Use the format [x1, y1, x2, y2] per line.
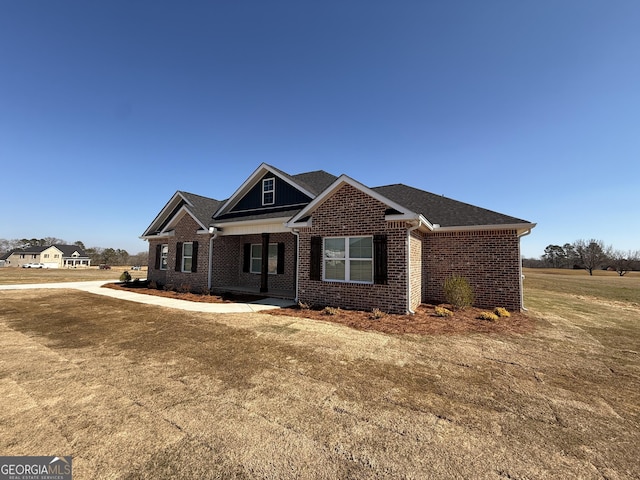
[409, 231, 423, 312]
[146, 214, 211, 292]
[297, 184, 410, 314]
[423, 230, 522, 310]
[212, 232, 296, 294]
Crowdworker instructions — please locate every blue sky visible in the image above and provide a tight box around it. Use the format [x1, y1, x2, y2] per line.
[1, 1, 638, 257]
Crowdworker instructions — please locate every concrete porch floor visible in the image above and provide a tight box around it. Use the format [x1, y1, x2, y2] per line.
[212, 285, 295, 300]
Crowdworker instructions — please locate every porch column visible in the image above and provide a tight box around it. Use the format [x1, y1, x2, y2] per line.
[260, 233, 269, 293]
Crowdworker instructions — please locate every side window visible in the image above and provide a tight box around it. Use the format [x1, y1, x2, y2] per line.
[182, 242, 193, 272]
[160, 244, 168, 270]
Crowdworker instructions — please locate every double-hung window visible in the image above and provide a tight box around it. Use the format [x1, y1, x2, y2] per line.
[250, 243, 278, 274]
[181, 242, 193, 272]
[159, 244, 168, 270]
[324, 236, 373, 283]
[262, 178, 275, 205]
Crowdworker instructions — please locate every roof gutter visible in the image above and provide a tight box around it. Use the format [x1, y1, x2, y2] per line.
[431, 222, 537, 235]
[139, 231, 175, 241]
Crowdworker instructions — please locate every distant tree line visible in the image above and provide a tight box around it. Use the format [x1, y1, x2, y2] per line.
[0, 238, 148, 267]
[523, 239, 640, 276]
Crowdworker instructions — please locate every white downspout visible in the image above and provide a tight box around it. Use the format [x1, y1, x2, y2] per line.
[292, 229, 300, 303]
[406, 220, 422, 314]
[518, 228, 532, 311]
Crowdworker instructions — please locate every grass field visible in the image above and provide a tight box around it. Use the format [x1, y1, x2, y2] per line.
[0, 265, 147, 284]
[0, 269, 638, 478]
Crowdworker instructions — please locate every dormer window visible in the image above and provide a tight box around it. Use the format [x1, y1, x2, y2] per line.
[262, 178, 275, 205]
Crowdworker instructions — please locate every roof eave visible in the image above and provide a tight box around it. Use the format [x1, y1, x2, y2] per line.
[432, 222, 537, 235]
[288, 174, 418, 225]
[211, 216, 293, 228]
[141, 191, 191, 237]
[140, 231, 176, 241]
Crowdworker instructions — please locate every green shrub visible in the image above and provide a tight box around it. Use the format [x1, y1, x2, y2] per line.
[494, 307, 511, 318]
[434, 306, 453, 317]
[443, 276, 474, 310]
[119, 271, 132, 283]
[478, 311, 499, 321]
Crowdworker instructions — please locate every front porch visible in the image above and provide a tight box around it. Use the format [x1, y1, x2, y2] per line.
[211, 285, 295, 301]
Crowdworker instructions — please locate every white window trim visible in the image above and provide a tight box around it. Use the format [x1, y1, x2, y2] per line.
[323, 236, 374, 284]
[250, 243, 278, 275]
[159, 243, 168, 271]
[262, 178, 275, 206]
[181, 242, 193, 272]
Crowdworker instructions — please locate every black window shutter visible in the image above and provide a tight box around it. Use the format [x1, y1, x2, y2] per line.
[191, 241, 198, 273]
[310, 236, 322, 281]
[277, 242, 285, 274]
[373, 234, 388, 285]
[154, 244, 161, 269]
[242, 243, 251, 273]
[175, 242, 183, 272]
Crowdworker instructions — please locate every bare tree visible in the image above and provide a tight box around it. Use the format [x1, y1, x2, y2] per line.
[610, 250, 639, 277]
[42, 237, 66, 246]
[573, 239, 611, 275]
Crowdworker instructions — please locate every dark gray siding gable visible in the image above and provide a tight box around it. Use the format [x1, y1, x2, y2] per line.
[231, 173, 312, 212]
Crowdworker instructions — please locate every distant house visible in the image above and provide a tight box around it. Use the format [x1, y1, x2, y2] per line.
[142, 164, 535, 314]
[1, 245, 91, 268]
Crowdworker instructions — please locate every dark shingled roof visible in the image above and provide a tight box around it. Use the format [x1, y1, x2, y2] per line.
[54, 245, 89, 257]
[372, 184, 530, 227]
[291, 170, 338, 196]
[179, 191, 224, 227]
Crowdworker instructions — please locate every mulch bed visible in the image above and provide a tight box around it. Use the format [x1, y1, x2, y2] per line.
[268, 304, 536, 336]
[102, 283, 536, 336]
[102, 282, 266, 304]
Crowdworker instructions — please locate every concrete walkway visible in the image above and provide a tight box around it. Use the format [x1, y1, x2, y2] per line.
[0, 281, 296, 313]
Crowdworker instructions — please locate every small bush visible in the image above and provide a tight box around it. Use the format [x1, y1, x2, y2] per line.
[177, 283, 191, 293]
[297, 301, 310, 310]
[322, 306, 340, 316]
[478, 311, 499, 321]
[434, 306, 453, 317]
[119, 271, 132, 283]
[494, 307, 511, 318]
[370, 308, 386, 320]
[443, 276, 474, 310]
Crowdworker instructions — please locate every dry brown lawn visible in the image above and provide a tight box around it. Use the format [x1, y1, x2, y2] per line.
[0, 269, 639, 479]
[0, 265, 147, 284]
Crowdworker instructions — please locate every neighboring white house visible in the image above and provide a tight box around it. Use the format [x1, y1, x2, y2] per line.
[0, 245, 91, 268]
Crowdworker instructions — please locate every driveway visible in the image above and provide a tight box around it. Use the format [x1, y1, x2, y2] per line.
[0, 280, 295, 313]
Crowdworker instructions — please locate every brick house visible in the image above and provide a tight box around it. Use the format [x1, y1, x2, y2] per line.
[141, 164, 535, 314]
